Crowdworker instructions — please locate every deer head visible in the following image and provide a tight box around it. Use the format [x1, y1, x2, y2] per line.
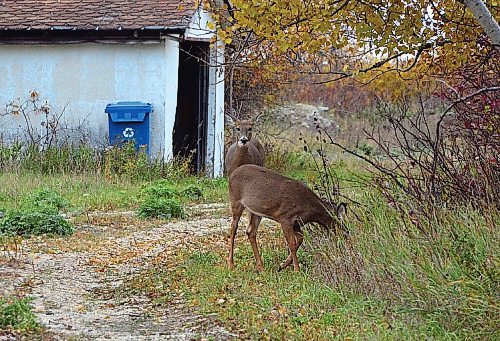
[227, 110, 264, 147]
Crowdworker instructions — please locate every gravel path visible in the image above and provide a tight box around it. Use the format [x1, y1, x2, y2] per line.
[0, 205, 237, 340]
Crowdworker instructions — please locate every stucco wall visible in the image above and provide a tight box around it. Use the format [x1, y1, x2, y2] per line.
[0, 42, 175, 158]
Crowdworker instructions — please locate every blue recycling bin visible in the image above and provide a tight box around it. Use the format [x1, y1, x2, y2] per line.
[106, 101, 153, 154]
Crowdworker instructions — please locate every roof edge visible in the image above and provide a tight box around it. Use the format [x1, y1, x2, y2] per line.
[0, 28, 185, 44]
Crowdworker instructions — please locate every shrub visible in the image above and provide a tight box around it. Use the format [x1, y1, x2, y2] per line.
[0, 210, 74, 237]
[0, 297, 39, 332]
[138, 197, 184, 219]
[142, 180, 179, 199]
[0, 189, 73, 237]
[20, 189, 68, 213]
[181, 185, 203, 200]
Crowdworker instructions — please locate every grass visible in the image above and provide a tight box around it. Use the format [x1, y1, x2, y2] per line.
[126, 226, 470, 340]
[0, 172, 228, 213]
[1, 146, 497, 339]
[122, 182, 498, 340]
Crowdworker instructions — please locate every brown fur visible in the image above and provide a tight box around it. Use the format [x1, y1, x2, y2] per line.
[225, 118, 265, 176]
[227, 164, 346, 272]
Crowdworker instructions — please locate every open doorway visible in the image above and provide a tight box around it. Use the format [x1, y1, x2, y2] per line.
[173, 40, 209, 173]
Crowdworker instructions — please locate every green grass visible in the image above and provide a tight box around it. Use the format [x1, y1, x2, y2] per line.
[1, 148, 497, 339]
[129, 235, 465, 340]
[0, 296, 40, 334]
[0, 172, 228, 213]
[124, 188, 498, 340]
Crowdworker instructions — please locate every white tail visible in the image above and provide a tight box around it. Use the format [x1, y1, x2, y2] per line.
[228, 164, 347, 272]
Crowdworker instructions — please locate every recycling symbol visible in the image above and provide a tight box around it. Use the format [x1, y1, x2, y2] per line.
[123, 127, 134, 138]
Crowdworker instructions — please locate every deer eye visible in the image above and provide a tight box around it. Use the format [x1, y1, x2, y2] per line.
[248, 128, 252, 131]
[236, 128, 240, 131]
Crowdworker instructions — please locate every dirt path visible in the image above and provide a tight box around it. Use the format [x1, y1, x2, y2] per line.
[0, 204, 237, 340]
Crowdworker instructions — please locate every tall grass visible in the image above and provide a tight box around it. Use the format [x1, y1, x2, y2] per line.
[305, 190, 499, 338]
[0, 141, 191, 182]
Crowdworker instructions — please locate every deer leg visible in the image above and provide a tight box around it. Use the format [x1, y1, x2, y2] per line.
[228, 203, 244, 270]
[280, 221, 300, 272]
[278, 229, 303, 272]
[246, 213, 264, 272]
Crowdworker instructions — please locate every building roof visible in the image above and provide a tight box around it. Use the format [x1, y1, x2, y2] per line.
[0, 0, 197, 31]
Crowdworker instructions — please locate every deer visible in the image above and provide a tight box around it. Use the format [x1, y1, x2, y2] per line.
[224, 112, 266, 176]
[227, 164, 347, 272]
[224, 112, 267, 267]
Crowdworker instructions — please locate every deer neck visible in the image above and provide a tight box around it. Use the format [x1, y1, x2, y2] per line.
[235, 143, 252, 157]
[315, 200, 336, 228]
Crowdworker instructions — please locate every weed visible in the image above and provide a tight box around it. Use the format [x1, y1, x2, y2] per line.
[20, 189, 68, 213]
[137, 179, 185, 219]
[181, 185, 204, 201]
[0, 188, 73, 237]
[138, 197, 185, 220]
[0, 139, 193, 183]
[264, 142, 308, 173]
[0, 234, 24, 263]
[304, 193, 499, 338]
[0, 296, 39, 333]
[0, 210, 74, 237]
[142, 180, 179, 199]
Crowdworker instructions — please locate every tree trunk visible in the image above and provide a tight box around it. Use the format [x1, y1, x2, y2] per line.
[462, 0, 500, 48]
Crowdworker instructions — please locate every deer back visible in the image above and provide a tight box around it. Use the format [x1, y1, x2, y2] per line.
[229, 165, 342, 229]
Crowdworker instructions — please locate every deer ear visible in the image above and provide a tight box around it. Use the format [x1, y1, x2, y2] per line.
[226, 110, 238, 125]
[226, 114, 235, 125]
[253, 112, 265, 125]
[337, 203, 347, 220]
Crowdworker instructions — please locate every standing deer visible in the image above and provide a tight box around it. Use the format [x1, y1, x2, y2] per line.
[225, 113, 266, 254]
[228, 164, 347, 272]
[225, 113, 266, 176]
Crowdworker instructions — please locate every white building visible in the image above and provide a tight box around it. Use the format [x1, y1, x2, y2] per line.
[0, 0, 225, 177]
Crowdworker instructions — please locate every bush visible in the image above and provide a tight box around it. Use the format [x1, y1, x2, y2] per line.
[0, 297, 39, 333]
[181, 185, 203, 201]
[137, 179, 193, 219]
[142, 179, 179, 199]
[138, 197, 184, 219]
[20, 189, 68, 213]
[0, 210, 74, 237]
[0, 189, 73, 237]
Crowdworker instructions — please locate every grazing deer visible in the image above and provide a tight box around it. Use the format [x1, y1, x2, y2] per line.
[228, 164, 347, 272]
[225, 113, 266, 176]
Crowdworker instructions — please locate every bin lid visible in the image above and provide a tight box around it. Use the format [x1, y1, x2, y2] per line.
[106, 101, 153, 123]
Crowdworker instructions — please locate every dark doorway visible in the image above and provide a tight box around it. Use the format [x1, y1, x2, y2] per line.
[173, 41, 209, 173]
